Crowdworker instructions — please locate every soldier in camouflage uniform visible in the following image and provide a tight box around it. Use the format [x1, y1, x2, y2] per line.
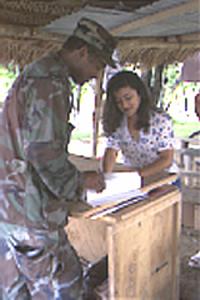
[0, 18, 117, 300]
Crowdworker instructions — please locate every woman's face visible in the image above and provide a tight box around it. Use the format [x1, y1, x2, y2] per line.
[114, 86, 141, 118]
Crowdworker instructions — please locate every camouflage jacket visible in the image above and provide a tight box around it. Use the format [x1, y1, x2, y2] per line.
[0, 52, 82, 234]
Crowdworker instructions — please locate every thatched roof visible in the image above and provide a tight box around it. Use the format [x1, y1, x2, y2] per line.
[0, 0, 199, 68]
[0, 0, 83, 66]
[118, 34, 200, 68]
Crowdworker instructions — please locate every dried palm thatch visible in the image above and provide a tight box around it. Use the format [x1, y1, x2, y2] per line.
[0, 0, 158, 26]
[0, 0, 199, 68]
[0, 37, 62, 67]
[118, 34, 200, 68]
[0, 0, 86, 26]
[1, 35, 200, 69]
[0, 0, 86, 66]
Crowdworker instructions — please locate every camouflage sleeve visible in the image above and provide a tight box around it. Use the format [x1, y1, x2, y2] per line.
[23, 76, 81, 200]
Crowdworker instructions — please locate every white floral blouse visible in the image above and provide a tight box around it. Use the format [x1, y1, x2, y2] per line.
[106, 111, 176, 170]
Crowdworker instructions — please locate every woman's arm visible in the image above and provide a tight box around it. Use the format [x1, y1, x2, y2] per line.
[102, 147, 118, 173]
[138, 148, 174, 178]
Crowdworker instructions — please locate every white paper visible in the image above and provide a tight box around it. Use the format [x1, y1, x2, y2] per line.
[87, 172, 142, 207]
[189, 251, 200, 269]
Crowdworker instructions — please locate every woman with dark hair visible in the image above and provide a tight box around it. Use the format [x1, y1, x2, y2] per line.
[102, 70, 176, 179]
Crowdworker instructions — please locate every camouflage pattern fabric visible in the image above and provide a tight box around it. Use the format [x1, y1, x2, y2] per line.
[0, 52, 84, 299]
[0, 229, 82, 300]
[73, 17, 117, 68]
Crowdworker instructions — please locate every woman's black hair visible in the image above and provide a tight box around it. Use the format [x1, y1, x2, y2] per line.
[102, 70, 154, 136]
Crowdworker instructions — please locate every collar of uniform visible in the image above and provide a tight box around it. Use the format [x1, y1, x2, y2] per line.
[52, 51, 69, 78]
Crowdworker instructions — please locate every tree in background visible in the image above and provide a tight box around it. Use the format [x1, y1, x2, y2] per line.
[0, 64, 18, 106]
[142, 64, 164, 107]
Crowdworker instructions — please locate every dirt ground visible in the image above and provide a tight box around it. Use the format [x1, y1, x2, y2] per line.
[180, 228, 200, 300]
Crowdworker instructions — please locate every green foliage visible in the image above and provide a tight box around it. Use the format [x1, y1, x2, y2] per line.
[161, 63, 200, 112]
[71, 130, 92, 141]
[163, 63, 181, 87]
[0, 63, 200, 141]
[0, 64, 18, 103]
[173, 120, 200, 138]
[0, 64, 18, 79]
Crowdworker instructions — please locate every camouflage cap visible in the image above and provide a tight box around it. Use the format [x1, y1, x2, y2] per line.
[73, 17, 117, 68]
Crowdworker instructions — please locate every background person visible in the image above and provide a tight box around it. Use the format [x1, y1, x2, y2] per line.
[0, 18, 117, 300]
[102, 70, 176, 181]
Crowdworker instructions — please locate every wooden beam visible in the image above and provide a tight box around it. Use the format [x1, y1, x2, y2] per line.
[118, 32, 200, 49]
[33, 30, 65, 42]
[119, 32, 200, 42]
[92, 70, 104, 157]
[179, 32, 200, 42]
[119, 39, 200, 49]
[1, 24, 199, 51]
[111, 0, 199, 34]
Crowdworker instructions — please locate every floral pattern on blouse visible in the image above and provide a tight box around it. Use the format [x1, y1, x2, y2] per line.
[106, 111, 175, 169]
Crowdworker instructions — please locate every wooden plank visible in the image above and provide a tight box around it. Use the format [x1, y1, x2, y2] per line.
[107, 190, 180, 299]
[119, 36, 200, 49]
[194, 204, 200, 230]
[92, 70, 104, 157]
[66, 217, 108, 263]
[79, 175, 178, 221]
[171, 202, 181, 300]
[182, 202, 200, 230]
[182, 202, 195, 228]
[120, 186, 180, 221]
[142, 173, 177, 193]
[181, 186, 200, 204]
[112, 0, 198, 34]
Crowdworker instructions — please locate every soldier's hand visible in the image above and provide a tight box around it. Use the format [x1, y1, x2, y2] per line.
[82, 171, 106, 193]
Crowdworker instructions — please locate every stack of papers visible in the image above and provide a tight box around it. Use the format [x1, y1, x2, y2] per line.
[87, 172, 142, 207]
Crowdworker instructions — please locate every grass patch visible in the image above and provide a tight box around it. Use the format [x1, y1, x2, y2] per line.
[71, 130, 92, 141]
[173, 120, 200, 138]
[71, 120, 200, 141]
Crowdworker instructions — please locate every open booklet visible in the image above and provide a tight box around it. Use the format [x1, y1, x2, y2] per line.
[87, 172, 145, 208]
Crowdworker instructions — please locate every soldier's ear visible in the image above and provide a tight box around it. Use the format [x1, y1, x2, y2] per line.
[78, 46, 88, 59]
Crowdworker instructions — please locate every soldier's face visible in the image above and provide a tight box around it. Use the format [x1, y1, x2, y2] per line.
[71, 47, 105, 85]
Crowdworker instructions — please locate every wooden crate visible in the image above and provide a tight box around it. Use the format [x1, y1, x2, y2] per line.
[66, 184, 181, 300]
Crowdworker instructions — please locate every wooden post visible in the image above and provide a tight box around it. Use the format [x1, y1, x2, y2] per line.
[92, 70, 104, 157]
